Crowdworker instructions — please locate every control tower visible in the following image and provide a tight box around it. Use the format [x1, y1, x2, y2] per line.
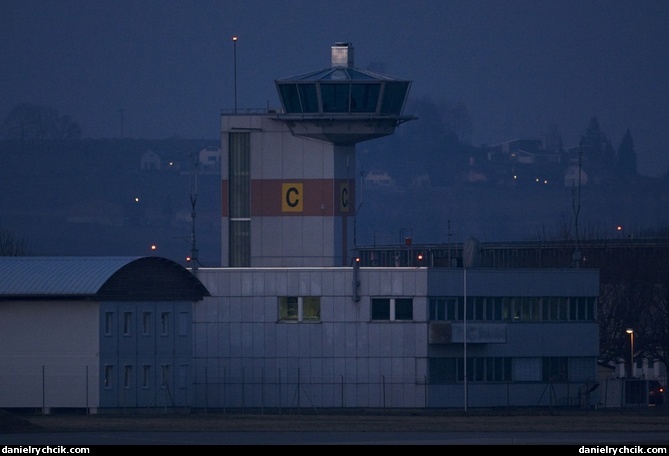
[220, 42, 413, 267]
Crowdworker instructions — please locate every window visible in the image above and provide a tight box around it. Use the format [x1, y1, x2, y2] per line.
[123, 311, 132, 336]
[371, 298, 413, 321]
[178, 311, 189, 336]
[142, 312, 151, 336]
[395, 298, 413, 320]
[229, 132, 251, 267]
[429, 357, 512, 384]
[142, 365, 151, 389]
[161, 312, 170, 336]
[104, 311, 113, 335]
[431, 295, 595, 322]
[302, 297, 321, 321]
[279, 296, 321, 322]
[372, 298, 391, 320]
[104, 365, 113, 389]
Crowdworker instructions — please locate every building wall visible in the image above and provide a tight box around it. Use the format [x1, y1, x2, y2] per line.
[99, 301, 193, 409]
[193, 267, 429, 408]
[192, 266, 600, 409]
[0, 300, 99, 410]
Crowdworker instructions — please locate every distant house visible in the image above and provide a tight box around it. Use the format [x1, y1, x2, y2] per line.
[564, 165, 588, 187]
[364, 169, 393, 186]
[198, 146, 220, 174]
[140, 150, 162, 171]
[140, 149, 182, 172]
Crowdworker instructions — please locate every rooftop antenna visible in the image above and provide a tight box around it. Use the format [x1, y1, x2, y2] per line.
[189, 152, 200, 272]
[571, 140, 583, 268]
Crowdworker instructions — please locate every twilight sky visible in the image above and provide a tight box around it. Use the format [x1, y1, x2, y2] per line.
[2, 0, 668, 176]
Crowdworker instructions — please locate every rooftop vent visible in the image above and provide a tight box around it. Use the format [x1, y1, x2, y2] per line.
[331, 42, 354, 68]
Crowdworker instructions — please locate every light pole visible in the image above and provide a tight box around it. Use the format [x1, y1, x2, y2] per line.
[232, 36, 238, 113]
[626, 328, 634, 378]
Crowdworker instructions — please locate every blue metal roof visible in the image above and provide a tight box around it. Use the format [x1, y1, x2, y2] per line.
[0, 256, 209, 300]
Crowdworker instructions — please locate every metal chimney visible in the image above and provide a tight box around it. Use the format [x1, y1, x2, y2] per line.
[331, 42, 354, 68]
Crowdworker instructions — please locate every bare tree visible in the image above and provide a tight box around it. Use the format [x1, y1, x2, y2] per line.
[0, 103, 81, 140]
[0, 225, 29, 255]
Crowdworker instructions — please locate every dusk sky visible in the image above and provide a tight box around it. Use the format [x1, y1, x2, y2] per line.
[2, 0, 668, 176]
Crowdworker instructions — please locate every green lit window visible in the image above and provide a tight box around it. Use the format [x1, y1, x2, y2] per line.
[279, 296, 321, 322]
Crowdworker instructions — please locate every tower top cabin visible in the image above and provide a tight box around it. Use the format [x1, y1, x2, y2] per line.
[221, 43, 414, 267]
[274, 42, 414, 144]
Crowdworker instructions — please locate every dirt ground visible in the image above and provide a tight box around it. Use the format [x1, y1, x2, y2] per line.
[3, 406, 669, 434]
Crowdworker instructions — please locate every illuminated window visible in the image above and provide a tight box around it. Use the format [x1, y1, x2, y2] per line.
[278, 296, 321, 322]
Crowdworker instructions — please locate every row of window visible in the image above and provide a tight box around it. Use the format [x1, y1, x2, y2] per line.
[277, 81, 409, 115]
[103, 311, 189, 337]
[103, 363, 188, 390]
[278, 297, 414, 322]
[277, 295, 596, 323]
[429, 296, 596, 322]
[428, 357, 569, 384]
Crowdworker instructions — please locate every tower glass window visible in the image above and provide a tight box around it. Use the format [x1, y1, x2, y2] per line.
[380, 81, 410, 114]
[229, 132, 251, 267]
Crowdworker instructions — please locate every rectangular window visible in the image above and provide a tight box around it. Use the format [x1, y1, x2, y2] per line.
[278, 297, 321, 322]
[161, 312, 170, 336]
[474, 297, 484, 321]
[124, 365, 133, 389]
[394, 298, 413, 320]
[302, 297, 321, 321]
[229, 132, 251, 267]
[104, 311, 113, 336]
[371, 298, 391, 320]
[372, 298, 413, 321]
[279, 297, 299, 321]
[142, 312, 151, 336]
[104, 365, 113, 389]
[142, 365, 151, 388]
[431, 357, 512, 384]
[123, 311, 132, 336]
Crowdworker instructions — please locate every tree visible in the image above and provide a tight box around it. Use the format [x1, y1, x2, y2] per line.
[0, 103, 82, 140]
[615, 129, 637, 179]
[0, 225, 29, 255]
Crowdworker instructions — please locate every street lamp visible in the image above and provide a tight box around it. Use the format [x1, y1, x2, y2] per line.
[232, 36, 238, 113]
[626, 328, 634, 378]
